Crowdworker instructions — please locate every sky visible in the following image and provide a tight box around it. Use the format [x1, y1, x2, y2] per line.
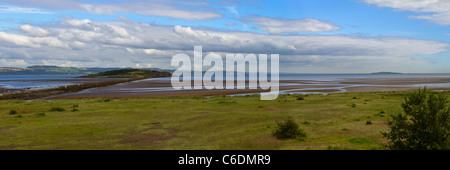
[0, 0, 450, 73]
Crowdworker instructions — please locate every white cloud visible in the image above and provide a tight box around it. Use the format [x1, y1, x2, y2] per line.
[81, 2, 222, 20]
[226, 6, 240, 18]
[364, 0, 450, 25]
[0, 32, 69, 49]
[63, 19, 92, 27]
[20, 25, 49, 37]
[0, 5, 50, 14]
[0, 18, 448, 72]
[0, 0, 222, 20]
[243, 16, 342, 34]
[0, 59, 28, 67]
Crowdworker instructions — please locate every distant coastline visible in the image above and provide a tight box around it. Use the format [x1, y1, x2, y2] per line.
[371, 72, 402, 74]
[0, 65, 173, 75]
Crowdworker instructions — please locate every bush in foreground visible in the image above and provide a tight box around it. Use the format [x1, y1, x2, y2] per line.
[9, 110, 17, 115]
[49, 107, 66, 112]
[273, 117, 307, 140]
[383, 88, 450, 150]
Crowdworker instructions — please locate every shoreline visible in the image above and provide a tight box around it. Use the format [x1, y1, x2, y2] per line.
[44, 76, 450, 100]
[2, 76, 450, 100]
[0, 77, 165, 100]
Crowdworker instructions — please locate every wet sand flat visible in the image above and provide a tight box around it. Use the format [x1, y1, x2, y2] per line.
[43, 75, 450, 99]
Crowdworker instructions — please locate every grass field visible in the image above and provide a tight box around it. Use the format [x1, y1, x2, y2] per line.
[1, 91, 439, 150]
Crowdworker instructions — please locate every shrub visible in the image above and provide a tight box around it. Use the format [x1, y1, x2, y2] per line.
[297, 96, 304, 100]
[72, 108, 79, 112]
[49, 107, 66, 112]
[9, 110, 17, 115]
[104, 99, 111, 102]
[34, 113, 46, 117]
[374, 111, 386, 117]
[351, 103, 356, 108]
[273, 117, 307, 140]
[352, 97, 357, 99]
[382, 88, 450, 150]
[366, 121, 372, 125]
[72, 104, 79, 108]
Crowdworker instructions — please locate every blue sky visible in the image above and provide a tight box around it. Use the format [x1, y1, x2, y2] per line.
[0, 0, 450, 73]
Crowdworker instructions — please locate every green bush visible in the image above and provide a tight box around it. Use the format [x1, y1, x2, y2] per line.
[273, 117, 307, 140]
[9, 110, 17, 115]
[49, 107, 66, 112]
[383, 88, 450, 150]
[34, 113, 46, 117]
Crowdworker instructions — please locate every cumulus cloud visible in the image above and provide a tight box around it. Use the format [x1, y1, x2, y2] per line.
[243, 16, 342, 34]
[0, 18, 448, 72]
[0, 32, 69, 49]
[364, 0, 450, 25]
[20, 25, 49, 37]
[0, 0, 222, 20]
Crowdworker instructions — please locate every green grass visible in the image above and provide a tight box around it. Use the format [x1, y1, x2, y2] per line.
[0, 91, 441, 150]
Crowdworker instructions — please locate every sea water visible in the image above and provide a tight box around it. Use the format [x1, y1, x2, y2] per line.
[0, 75, 82, 89]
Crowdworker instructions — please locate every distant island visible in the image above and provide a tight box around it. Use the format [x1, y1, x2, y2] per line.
[371, 72, 402, 74]
[80, 69, 172, 78]
[0, 65, 172, 75]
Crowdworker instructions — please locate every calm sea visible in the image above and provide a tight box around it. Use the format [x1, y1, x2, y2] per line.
[0, 75, 82, 89]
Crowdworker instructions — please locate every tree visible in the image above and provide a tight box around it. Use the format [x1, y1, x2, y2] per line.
[383, 88, 450, 150]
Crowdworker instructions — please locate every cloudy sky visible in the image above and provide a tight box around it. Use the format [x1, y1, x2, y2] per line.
[0, 0, 450, 73]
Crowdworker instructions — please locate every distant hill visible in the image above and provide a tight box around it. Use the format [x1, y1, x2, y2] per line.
[80, 69, 172, 78]
[0, 65, 173, 75]
[371, 72, 402, 74]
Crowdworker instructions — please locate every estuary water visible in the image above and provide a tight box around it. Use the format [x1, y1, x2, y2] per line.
[2, 73, 450, 91]
[0, 75, 84, 90]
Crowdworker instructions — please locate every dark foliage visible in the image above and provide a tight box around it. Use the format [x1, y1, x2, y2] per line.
[383, 88, 450, 150]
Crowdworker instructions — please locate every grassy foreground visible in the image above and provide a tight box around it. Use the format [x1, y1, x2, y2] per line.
[1, 91, 442, 150]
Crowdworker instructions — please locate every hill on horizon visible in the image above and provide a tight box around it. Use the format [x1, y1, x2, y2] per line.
[0, 65, 173, 75]
[80, 69, 172, 78]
